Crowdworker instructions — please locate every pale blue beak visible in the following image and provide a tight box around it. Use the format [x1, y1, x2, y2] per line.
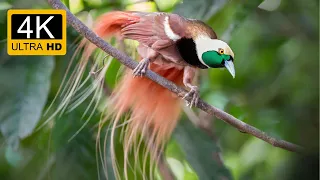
[224, 60, 235, 78]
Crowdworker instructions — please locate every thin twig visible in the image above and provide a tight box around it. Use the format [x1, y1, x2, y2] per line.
[143, 128, 175, 180]
[157, 153, 175, 180]
[47, 0, 305, 153]
[147, 132, 175, 180]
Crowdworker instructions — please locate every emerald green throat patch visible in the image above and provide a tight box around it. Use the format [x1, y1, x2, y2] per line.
[202, 51, 231, 68]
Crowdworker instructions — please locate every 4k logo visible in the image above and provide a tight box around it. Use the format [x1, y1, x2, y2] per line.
[7, 10, 66, 55]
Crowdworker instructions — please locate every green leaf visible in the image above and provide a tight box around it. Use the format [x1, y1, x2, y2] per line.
[174, 0, 263, 38]
[174, 0, 228, 20]
[206, 0, 263, 37]
[49, 107, 103, 180]
[154, 0, 181, 11]
[4, 146, 23, 167]
[0, 2, 12, 11]
[174, 119, 233, 180]
[0, 55, 54, 148]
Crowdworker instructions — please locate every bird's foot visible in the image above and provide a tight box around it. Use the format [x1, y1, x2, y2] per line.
[133, 58, 149, 76]
[182, 86, 199, 108]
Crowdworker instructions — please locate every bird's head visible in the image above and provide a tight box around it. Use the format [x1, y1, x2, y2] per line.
[195, 36, 235, 78]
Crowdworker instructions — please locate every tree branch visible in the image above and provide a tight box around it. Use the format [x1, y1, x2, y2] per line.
[157, 154, 175, 180]
[47, 0, 305, 153]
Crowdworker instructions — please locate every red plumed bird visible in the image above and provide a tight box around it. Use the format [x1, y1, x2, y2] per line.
[75, 11, 235, 179]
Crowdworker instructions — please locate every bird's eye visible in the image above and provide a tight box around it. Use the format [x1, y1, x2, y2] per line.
[219, 49, 224, 54]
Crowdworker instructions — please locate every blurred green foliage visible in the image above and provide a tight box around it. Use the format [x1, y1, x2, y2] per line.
[0, 0, 319, 180]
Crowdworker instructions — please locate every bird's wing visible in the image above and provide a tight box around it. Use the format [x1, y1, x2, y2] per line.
[121, 12, 188, 49]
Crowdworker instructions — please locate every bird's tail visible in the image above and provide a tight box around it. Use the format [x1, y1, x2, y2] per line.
[78, 11, 140, 61]
[107, 64, 183, 179]
[70, 11, 184, 179]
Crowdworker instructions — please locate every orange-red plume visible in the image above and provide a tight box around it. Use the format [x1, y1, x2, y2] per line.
[93, 11, 140, 38]
[78, 11, 184, 179]
[78, 11, 140, 65]
[108, 64, 183, 179]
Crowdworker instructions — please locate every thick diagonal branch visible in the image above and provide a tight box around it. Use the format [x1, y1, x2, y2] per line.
[47, 0, 304, 153]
